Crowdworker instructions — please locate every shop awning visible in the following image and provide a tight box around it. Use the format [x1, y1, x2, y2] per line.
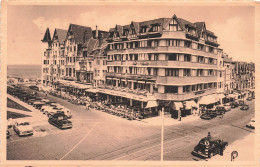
[145, 100, 158, 108]
[174, 102, 183, 110]
[199, 94, 218, 105]
[218, 94, 226, 99]
[184, 100, 197, 109]
[145, 94, 158, 108]
[85, 89, 98, 93]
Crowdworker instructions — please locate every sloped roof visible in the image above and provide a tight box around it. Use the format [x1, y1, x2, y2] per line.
[68, 24, 93, 44]
[206, 30, 217, 37]
[42, 28, 51, 42]
[56, 29, 67, 43]
[87, 39, 99, 52]
[178, 18, 196, 28]
[194, 22, 205, 37]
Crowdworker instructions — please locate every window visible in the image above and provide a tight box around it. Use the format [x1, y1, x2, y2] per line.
[198, 44, 204, 51]
[209, 58, 214, 64]
[197, 84, 203, 91]
[192, 85, 197, 91]
[184, 41, 192, 48]
[169, 19, 181, 31]
[123, 29, 129, 36]
[96, 60, 100, 65]
[149, 24, 159, 32]
[165, 69, 179, 76]
[167, 39, 180, 47]
[140, 26, 147, 33]
[204, 83, 208, 89]
[154, 54, 159, 61]
[197, 69, 203, 76]
[198, 56, 205, 63]
[184, 54, 191, 62]
[165, 86, 178, 93]
[183, 85, 191, 93]
[183, 69, 191, 76]
[167, 53, 178, 61]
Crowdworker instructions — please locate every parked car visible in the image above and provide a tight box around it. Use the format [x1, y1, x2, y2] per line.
[246, 97, 253, 101]
[200, 110, 217, 120]
[29, 85, 39, 91]
[246, 118, 255, 129]
[28, 97, 42, 105]
[48, 113, 72, 129]
[13, 120, 34, 136]
[44, 107, 60, 116]
[192, 134, 228, 158]
[230, 101, 239, 108]
[41, 103, 58, 112]
[54, 104, 72, 119]
[240, 104, 249, 110]
[238, 100, 245, 106]
[222, 103, 231, 111]
[33, 99, 50, 109]
[215, 106, 226, 115]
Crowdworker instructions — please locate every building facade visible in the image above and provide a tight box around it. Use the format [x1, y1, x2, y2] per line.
[106, 15, 221, 109]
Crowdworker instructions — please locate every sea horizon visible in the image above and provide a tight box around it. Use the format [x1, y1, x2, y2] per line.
[7, 64, 42, 79]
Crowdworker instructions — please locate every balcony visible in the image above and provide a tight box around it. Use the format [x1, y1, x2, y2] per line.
[155, 88, 217, 101]
[156, 76, 217, 85]
[106, 72, 156, 80]
[107, 60, 217, 69]
[107, 46, 218, 58]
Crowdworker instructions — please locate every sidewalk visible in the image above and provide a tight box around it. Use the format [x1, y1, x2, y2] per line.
[140, 113, 200, 126]
[207, 133, 255, 161]
[7, 95, 48, 125]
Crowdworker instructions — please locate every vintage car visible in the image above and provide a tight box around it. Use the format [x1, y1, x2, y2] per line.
[54, 104, 72, 119]
[13, 120, 34, 136]
[41, 103, 59, 112]
[28, 97, 42, 105]
[240, 104, 249, 110]
[238, 100, 245, 106]
[48, 113, 72, 129]
[230, 101, 239, 108]
[215, 106, 226, 115]
[192, 134, 228, 158]
[29, 85, 39, 91]
[200, 110, 217, 120]
[222, 103, 231, 111]
[33, 99, 50, 109]
[246, 97, 253, 101]
[246, 118, 255, 129]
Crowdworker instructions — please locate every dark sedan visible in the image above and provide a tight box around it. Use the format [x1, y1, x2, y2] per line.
[48, 113, 72, 129]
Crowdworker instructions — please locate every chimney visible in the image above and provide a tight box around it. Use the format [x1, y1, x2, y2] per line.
[96, 25, 98, 39]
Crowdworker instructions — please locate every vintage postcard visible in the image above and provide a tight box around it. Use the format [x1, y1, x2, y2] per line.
[1, 0, 259, 166]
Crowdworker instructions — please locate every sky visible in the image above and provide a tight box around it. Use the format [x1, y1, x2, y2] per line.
[7, 4, 255, 65]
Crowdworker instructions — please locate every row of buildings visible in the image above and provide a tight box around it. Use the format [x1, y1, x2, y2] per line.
[41, 14, 255, 117]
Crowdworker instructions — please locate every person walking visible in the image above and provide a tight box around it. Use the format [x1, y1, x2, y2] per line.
[45, 91, 48, 97]
[86, 103, 90, 111]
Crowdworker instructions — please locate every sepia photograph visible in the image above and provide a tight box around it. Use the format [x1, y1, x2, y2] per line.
[1, 1, 258, 165]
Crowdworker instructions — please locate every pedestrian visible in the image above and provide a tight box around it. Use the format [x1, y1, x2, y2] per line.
[45, 91, 48, 97]
[86, 103, 90, 111]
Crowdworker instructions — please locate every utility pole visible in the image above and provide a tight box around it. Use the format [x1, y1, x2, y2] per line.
[161, 107, 164, 161]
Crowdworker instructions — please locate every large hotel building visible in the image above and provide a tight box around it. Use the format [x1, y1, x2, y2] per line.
[106, 15, 220, 106]
[41, 14, 255, 118]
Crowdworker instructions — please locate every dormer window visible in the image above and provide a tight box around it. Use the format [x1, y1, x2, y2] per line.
[140, 26, 147, 33]
[185, 25, 196, 35]
[169, 19, 181, 31]
[130, 28, 136, 35]
[123, 29, 129, 36]
[149, 24, 160, 32]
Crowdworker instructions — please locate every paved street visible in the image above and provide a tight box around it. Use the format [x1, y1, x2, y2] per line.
[7, 87, 255, 161]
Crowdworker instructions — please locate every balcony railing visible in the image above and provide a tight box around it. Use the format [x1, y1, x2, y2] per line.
[155, 88, 217, 101]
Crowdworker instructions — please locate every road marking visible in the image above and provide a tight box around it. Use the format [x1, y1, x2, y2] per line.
[59, 122, 98, 160]
[113, 135, 190, 160]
